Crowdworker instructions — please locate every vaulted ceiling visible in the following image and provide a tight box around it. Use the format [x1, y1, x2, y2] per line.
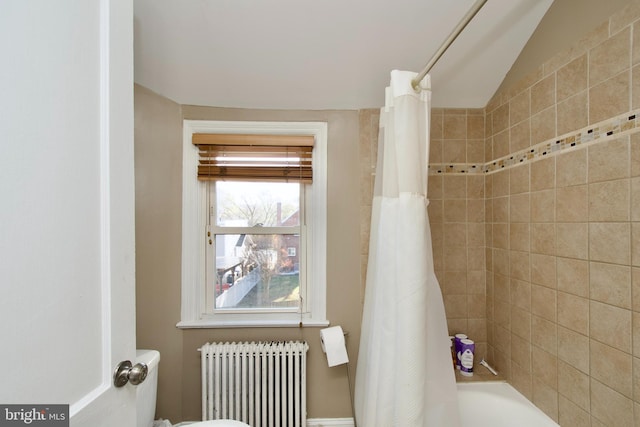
[133, 0, 554, 110]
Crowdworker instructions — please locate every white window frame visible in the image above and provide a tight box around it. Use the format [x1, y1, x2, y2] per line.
[177, 120, 328, 328]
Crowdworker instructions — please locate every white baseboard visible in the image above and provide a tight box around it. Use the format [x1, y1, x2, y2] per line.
[306, 418, 355, 427]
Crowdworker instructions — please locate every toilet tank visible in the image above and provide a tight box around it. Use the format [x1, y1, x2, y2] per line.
[136, 349, 161, 427]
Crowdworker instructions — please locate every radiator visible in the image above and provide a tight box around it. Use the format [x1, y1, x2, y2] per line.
[200, 341, 309, 427]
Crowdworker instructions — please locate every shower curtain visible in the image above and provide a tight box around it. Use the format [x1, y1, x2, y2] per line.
[354, 70, 460, 426]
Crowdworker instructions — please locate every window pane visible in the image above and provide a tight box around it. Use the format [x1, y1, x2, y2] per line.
[214, 234, 300, 310]
[216, 181, 300, 227]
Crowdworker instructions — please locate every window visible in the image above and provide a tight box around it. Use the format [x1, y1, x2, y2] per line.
[178, 120, 328, 328]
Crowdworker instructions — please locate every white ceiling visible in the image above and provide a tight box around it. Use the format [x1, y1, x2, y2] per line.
[133, 0, 554, 110]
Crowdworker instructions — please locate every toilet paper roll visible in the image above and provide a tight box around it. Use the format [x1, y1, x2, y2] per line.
[320, 326, 349, 367]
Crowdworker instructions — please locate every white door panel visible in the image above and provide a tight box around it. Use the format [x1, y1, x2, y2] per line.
[0, 1, 136, 425]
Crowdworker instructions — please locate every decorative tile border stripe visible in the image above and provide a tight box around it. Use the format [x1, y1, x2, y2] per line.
[428, 109, 640, 175]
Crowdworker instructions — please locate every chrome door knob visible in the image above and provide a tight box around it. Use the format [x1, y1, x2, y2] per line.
[113, 360, 148, 387]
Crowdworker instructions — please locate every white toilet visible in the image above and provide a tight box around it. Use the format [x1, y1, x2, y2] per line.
[136, 349, 250, 427]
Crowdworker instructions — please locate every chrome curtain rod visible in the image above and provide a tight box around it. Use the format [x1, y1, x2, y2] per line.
[411, 0, 488, 91]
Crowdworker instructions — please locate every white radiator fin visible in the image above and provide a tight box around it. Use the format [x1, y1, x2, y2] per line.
[200, 341, 309, 427]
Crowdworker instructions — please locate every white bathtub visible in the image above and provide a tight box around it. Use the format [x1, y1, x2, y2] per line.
[457, 382, 559, 427]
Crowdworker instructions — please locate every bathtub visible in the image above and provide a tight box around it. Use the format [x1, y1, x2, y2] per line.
[457, 382, 559, 427]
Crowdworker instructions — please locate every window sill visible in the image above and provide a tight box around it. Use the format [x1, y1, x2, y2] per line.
[176, 318, 330, 329]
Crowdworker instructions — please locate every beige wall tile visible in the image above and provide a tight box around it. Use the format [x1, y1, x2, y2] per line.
[431, 110, 443, 139]
[558, 326, 589, 374]
[531, 223, 556, 256]
[510, 119, 531, 153]
[634, 313, 640, 357]
[531, 106, 557, 146]
[443, 139, 466, 163]
[444, 244, 468, 271]
[510, 223, 530, 252]
[588, 179, 630, 222]
[533, 378, 559, 422]
[467, 175, 485, 199]
[532, 346, 558, 389]
[512, 305, 531, 339]
[467, 199, 485, 223]
[429, 139, 443, 163]
[531, 253, 557, 289]
[589, 222, 631, 265]
[511, 362, 533, 399]
[588, 136, 630, 183]
[557, 54, 588, 103]
[633, 133, 640, 177]
[467, 223, 485, 247]
[443, 175, 467, 199]
[590, 300, 632, 353]
[492, 130, 510, 159]
[467, 295, 486, 320]
[532, 284, 557, 322]
[427, 174, 443, 199]
[510, 89, 530, 126]
[590, 262, 631, 309]
[493, 196, 509, 222]
[590, 339, 633, 398]
[467, 114, 484, 139]
[532, 315, 557, 355]
[492, 103, 509, 135]
[632, 178, 640, 222]
[558, 360, 590, 411]
[632, 65, 640, 110]
[443, 294, 468, 319]
[532, 74, 556, 115]
[633, 267, 640, 312]
[557, 148, 587, 187]
[493, 271, 510, 303]
[590, 378, 634, 427]
[558, 291, 589, 335]
[443, 199, 467, 222]
[589, 71, 630, 124]
[510, 250, 530, 282]
[466, 139, 485, 164]
[493, 169, 510, 197]
[531, 157, 556, 191]
[510, 193, 531, 223]
[557, 257, 589, 298]
[557, 223, 589, 259]
[443, 115, 466, 140]
[493, 223, 509, 250]
[559, 395, 590, 427]
[510, 163, 530, 195]
[511, 331, 532, 370]
[633, 223, 640, 267]
[557, 91, 588, 137]
[589, 27, 631, 87]
[511, 278, 531, 311]
[531, 189, 556, 222]
[556, 185, 588, 222]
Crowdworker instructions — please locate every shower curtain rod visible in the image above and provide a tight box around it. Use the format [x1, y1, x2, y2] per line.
[411, 0, 488, 91]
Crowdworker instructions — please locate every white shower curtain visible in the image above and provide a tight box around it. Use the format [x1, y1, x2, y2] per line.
[354, 70, 460, 426]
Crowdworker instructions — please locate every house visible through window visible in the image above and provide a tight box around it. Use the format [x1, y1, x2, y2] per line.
[178, 120, 328, 328]
[210, 181, 303, 312]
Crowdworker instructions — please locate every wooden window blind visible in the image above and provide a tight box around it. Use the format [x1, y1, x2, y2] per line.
[192, 133, 314, 183]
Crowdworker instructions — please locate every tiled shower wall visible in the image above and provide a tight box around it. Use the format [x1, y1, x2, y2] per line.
[359, 107, 489, 363]
[483, 4, 640, 425]
[359, 2, 640, 426]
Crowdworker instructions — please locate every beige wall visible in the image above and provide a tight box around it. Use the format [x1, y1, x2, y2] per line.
[135, 87, 362, 422]
[499, 0, 632, 94]
[135, 85, 184, 422]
